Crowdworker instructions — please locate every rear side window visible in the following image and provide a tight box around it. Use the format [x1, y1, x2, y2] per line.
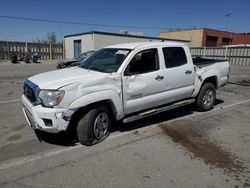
[162, 47, 187, 68]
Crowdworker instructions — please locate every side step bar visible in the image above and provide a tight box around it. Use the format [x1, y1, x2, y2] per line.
[123, 98, 195, 123]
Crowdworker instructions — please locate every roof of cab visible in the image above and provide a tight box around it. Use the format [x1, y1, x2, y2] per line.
[104, 41, 186, 50]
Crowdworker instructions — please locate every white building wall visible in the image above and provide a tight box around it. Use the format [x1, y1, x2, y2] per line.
[81, 34, 95, 52]
[64, 35, 94, 59]
[64, 32, 189, 59]
[64, 36, 80, 59]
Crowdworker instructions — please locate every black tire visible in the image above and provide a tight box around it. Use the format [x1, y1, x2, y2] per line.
[11, 54, 18, 64]
[56, 64, 63, 69]
[25, 58, 31, 64]
[33, 57, 38, 63]
[77, 105, 112, 146]
[11, 59, 18, 64]
[195, 83, 216, 112]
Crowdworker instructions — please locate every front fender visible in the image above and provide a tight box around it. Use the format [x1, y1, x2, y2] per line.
[68, 90, 124, 119]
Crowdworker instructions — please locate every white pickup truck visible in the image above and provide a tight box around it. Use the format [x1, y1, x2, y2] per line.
[22, 42, 229, 145]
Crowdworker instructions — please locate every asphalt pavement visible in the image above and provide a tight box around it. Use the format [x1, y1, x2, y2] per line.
[0, 62, 250, 188]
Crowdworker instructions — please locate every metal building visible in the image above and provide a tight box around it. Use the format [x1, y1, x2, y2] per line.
[64, 31, 188, 59]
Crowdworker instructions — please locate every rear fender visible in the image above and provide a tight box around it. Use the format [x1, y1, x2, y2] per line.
[192, 70, 220, 97]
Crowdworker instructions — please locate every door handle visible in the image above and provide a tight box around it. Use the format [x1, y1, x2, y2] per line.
[155, 75, 164, 81]
[185, 70, 192, 75]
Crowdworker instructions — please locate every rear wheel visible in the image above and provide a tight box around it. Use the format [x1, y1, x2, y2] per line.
[196, 83, 216, 112]
[77, 105, 112, 146]
[25, 57, 31, 64]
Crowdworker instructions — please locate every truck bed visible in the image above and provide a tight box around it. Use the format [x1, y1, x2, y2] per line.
[192, 56, 227, 65]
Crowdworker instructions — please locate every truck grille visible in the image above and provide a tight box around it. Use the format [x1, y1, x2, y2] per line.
[24, 84, 37, 103]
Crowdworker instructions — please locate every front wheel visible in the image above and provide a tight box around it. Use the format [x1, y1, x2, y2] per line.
[195, 83, 216, 112]
[77, 105, 112, 146]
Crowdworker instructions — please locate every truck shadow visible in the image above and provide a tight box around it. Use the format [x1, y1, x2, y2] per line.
[113, 98, 224, 132]
[35, 99, 224, 146]
[113, 104, 195, 133]
[34, 130, 78, 146]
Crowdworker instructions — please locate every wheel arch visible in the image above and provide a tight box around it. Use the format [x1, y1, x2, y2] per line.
[192, 74, 219, 97]
[201, 76, 218, 89]
[66, 99, 118, 137]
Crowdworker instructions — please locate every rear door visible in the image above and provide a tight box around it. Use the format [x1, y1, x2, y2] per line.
[160, 46, 195, 103]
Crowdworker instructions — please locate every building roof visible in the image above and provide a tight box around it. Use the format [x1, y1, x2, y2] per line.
[64, 31, 189, 43]
[104, 41, 186, 50]
[159, 28, 245, 35]
[159, 28, 203, 34]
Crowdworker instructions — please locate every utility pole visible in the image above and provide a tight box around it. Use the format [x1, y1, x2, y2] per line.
[224, 13, 232, 31]
[6, 40, 9, 60]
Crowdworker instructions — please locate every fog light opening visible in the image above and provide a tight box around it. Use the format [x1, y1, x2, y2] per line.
[43, 119, 53, 127]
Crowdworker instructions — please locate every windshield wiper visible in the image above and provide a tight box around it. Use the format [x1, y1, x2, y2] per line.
[81, 64, 89, 69]
[88, 67, 104, 72]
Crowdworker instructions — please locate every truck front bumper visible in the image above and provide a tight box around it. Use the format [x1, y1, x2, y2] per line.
[22, 95, 75, 133]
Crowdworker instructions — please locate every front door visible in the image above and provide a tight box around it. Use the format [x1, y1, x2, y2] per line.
[123, 48, 166, 114]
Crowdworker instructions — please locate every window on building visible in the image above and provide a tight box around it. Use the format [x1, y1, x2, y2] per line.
[222, 37, 232, 46]
[162, 47, 187, 68]
[125, 49, 159, 75]
[206, 36, 218, 47]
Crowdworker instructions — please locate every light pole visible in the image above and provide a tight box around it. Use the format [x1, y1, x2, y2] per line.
[224, 13, 232, 31]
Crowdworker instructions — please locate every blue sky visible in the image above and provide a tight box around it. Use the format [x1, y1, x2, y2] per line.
[0, 0, 249, 42]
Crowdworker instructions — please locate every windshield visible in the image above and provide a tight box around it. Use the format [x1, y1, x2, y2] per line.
[81, 48, 131, 73]
[76, 51, 95, 61]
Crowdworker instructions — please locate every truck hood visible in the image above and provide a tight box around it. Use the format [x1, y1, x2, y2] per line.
[28, 67, 108, 89]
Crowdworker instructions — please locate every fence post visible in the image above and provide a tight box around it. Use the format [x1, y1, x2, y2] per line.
[225, 46, 228, 59]
[203, 47, 207, 58]
[6, 40, 9, 60]
[49, 43, 52, 60]
[25, 42, 27, 52]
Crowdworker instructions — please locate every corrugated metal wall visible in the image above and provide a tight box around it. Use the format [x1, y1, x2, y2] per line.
[190, 47, 250, 66]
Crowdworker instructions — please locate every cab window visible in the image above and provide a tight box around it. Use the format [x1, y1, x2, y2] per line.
[162, 47, 187, 68]
[125, 49, 159, 75]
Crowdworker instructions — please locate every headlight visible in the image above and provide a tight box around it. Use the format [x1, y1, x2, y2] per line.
[39, 90, 65, 107]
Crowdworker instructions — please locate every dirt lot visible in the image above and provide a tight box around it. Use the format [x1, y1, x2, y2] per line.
[0, 62, 250, 188]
